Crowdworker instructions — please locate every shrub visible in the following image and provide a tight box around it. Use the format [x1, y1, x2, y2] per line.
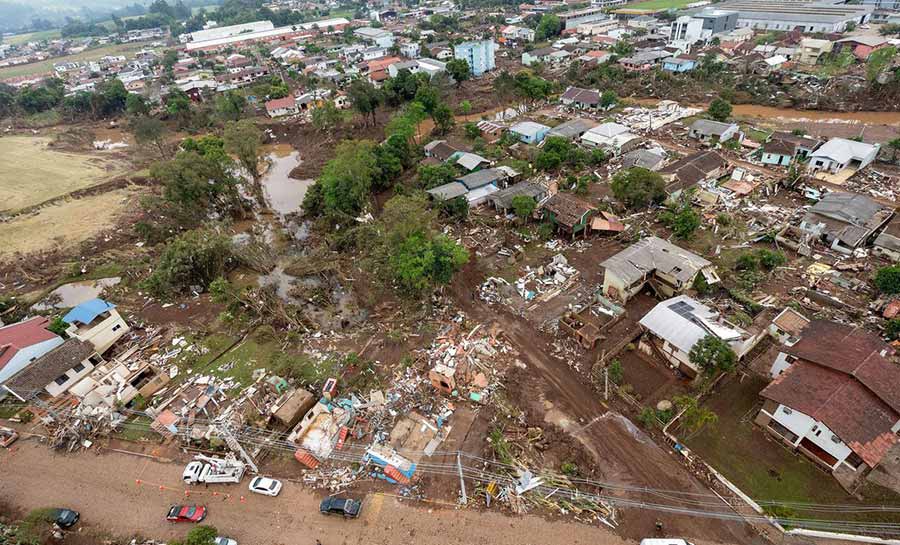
[142, 228, 233, 297]
[689, 335, 737, 375]
[735, 252, 759, 271]
[611, 167, 666, 209]
[608, 359, 623, 384]
[758, 249, 786, 270]
[875, 265, 900, 294]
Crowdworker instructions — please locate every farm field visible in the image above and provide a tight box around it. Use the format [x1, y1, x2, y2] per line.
[0, 42, 152, 79]
[0, 136, 122, 212]
[0, 187, 138, 258]
[3, 29, 62, 45]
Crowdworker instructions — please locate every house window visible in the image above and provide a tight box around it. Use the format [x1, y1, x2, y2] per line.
[54, 375, 69, 386]
[782, 407, 793, 415]
[831, 434, 842, 444]
[72, 363, 85, 373]
[112, 324, 122, 332]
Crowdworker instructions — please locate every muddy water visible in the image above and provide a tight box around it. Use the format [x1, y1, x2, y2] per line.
[629, 97, 900, 125]
[259, 151, 314, 216]
[32, 277, 121, 310]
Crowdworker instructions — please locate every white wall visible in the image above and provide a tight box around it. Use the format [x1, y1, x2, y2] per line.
[69, 309, 129, 355]
[767, 404, 853, 468]
[0, 337, 65, 386]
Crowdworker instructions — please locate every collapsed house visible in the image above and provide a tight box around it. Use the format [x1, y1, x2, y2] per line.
[600, 236, 719, 303]
[638, 295, 764, 378]
[755, 320, 900, 490]
[798, 192, 894, 255]
[289, 398, 354, 468]
[62, 298, 130, 355]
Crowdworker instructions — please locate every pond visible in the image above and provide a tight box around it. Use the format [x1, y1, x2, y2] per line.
[32, 277, 121, 311]
[259, 150, 314, 217]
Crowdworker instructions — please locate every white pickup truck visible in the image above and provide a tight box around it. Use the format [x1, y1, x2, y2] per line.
[182, 458, 246, 485]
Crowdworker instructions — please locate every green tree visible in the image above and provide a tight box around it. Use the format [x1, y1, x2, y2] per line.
[305, 140, 379, 217]
[48, 316, 69, 338]
[417, 162, 458, 189]
[348, 78, 382, 127]
[446, 58, 471, 87]
[689, 335, 737, 376]
[887, 138, 900, 164]
[311, 101, 346, 135]
[707, 97, 732, 122]
[662, 206, 700, 240]
[673, 395, 718, 439]
[458, 100, 472, 116]
[535, 14, 562, 41]
[165, 88, 192, 126]
[150, 149, 242, 226]
[875, 265, 900, 294]
[130, 116, 169, 158]
[757, 248, 786, 270]
[600, 90, 618, 109]
[463, 122, 481, 140]
[511, 195, 536, 224]
[143, 229, 233, 297]
[125, 93, 150, 116]
[169, 525, 218, 545]
[214, 90, 246, 122]
[431, 101, 455, 135]
[224, 119, 263, 202]
[886, 319, 900, 341]
[610, 167, 666, 209]
[374, 194, 469, 294]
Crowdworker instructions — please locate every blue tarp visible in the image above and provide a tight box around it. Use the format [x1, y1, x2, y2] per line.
[62, 298, 115, 325]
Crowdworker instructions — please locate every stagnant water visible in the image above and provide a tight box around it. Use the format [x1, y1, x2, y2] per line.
[258, 150, 314, 216]
[32, 277, 121, 310]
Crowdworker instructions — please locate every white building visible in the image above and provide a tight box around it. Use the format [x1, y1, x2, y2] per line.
[62, 298, 130, 355]
[0, 317, 64, 391]
[807, 138, 879, 174]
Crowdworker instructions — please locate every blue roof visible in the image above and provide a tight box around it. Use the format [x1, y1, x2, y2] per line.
[62, 298, 116, 325]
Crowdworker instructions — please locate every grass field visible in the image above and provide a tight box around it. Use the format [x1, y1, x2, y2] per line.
[4, 29, 62, 46]
[685, 376, 900, 526]
[0, 187, 137, 258]
[0, 42, 152, 80]
[622, 0, 695, 11]
[0, 136, 123, 212]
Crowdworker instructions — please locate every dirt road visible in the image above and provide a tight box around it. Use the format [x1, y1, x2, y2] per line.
[449, 261, 766, 545]
[2, 440, 689, 545]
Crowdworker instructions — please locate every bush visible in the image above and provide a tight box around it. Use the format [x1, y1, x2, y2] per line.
[735, 252, 759, 271]
[607, 359, 623, 384]
[142, 229, 233, 297]
[875, 265, 900, 294]
[560, 461, 578, 476]
[660, 206, 700, 240]
[758, 249, 786, 270]
[886, 319, 900, 340]
[611, 167, 666, 209]
[637, 407, 658, 428]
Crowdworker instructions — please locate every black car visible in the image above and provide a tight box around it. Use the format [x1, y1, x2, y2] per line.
[51, 509, 80, 529]
[319, 496, 361, 518]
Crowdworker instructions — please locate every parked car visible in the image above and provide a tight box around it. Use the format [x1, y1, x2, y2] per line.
[215, 537, 238, 545]
[248, 476, 282, 497]
[0, 426, 18, 448]
[166, 505, 207, 523]
[50, 508, 80, 529]
[319, 496, 361, 518]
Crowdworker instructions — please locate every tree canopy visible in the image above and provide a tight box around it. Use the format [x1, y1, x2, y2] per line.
[610, 167, 666, 209]
[689, 335, 737, 376]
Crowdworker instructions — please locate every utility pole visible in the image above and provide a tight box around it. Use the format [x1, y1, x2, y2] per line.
[457, 452, 467, 505]
[604, 367, 609, 401]
[220, 423, 258, 474]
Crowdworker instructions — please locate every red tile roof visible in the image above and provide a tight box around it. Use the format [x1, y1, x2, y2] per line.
[265, 95, 296, 113]
[0, 317, 58, 371]
[761, 320, 900, 467]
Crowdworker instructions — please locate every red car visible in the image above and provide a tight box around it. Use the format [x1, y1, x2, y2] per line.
[166, 505, 207, 523]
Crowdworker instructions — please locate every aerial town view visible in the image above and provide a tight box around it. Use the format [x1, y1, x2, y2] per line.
[0, 0, 899, 543]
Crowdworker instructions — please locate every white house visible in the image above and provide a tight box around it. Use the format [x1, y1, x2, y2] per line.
[3, 339, 102, 400]
[0, 317, 64, 391]
[62, 298, 130, 355]
[501, 25, 536, 42]
[808, 137, 879, 174]
[638, 295, 762, 377]
[580, 122, 642, 154]
[755, 320, 900, 485]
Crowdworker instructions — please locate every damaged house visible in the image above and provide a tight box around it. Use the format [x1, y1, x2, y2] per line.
[541, 193, 597, 239]
[3, 339, 102, 401]
[755, 321, 900, 489]
[638, 295, 764, 378]
[600, 236, 719, 303]
[808, 138, 879, 175]
[658, 150, 728, 198]
[62, 298, 130, 355]
[798, 192, 894, 255]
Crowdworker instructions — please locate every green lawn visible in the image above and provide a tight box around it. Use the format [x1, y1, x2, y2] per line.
[622, 0, 696, 11]
[685, 375, 900, 526]
[0, 42, 153, 80]
[4, 29, 61, 46]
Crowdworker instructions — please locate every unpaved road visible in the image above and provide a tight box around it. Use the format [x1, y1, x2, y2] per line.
[1, 439, 716, 545]
[449, 261, 766, 545]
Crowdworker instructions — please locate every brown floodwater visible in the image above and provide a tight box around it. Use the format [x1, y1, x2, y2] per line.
[259, 150, 314, 216]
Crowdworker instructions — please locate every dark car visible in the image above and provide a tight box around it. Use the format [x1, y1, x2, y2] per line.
[319, 496, 361, 518]
[166, 504, 207, 523]
[51, 509, 80, 529]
